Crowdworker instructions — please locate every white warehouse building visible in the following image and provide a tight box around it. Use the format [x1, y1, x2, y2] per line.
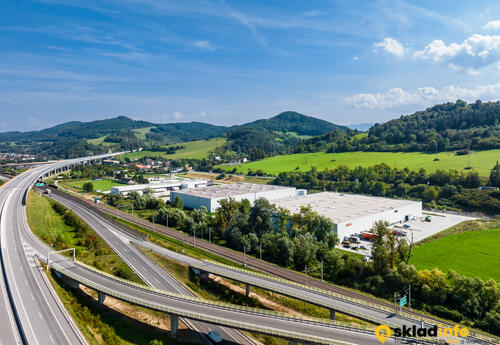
[170, 183, 298, 212]
[273, 192, 422, 240]
[110, 179, 209, 197]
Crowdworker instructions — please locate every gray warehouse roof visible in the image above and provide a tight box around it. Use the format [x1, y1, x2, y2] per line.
[172, 183, 295, 199]
[273, 192, 420, 223]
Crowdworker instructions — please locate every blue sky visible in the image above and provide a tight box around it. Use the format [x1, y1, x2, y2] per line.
[2, 0, 500, 131]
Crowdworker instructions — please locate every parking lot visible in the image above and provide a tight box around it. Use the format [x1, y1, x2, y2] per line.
[339, 212, 478, 257]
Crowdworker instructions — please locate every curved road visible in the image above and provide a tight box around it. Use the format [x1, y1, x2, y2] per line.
[0, 155, 494, 345]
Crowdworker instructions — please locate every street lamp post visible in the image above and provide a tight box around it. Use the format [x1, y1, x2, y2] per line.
[244, 246, 246, 267]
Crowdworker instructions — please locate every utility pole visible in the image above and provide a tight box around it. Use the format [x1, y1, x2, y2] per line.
[305, 265, 308, 286]
[208, 228, 211, 243]
[243, 246, 246, 267]
[193, 229, 196, 247]
[259, 239, 262, 260]
[408, 284, 411, 310]
[321, 259, 324, 282]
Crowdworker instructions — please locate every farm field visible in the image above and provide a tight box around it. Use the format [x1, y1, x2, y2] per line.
[409, 228, 500, 282]
[61, 178, 125, 192]
[87, 135, 115, 146]
[220, 149, 500, 176]
[120, 137, 226, 160]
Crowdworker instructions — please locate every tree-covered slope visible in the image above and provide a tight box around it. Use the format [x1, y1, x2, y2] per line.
[237, 111, 348, 136]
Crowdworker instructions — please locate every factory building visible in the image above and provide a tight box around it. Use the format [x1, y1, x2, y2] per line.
[273, 192, 422, 240]
[110, 179, 209, 197]
[170, 183, 298, 212]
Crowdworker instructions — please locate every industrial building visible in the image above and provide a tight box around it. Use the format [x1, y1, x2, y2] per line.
[110, 179, 209, 197]
[273, 192, 422, 240]
[170, 183, 298, 212]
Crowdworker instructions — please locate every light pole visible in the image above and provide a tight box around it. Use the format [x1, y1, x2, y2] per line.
[243, 246, 246, 267]
[321, 259, 324, 282]
[208, 228, 211, 243]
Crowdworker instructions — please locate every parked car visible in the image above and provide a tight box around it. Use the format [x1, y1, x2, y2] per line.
[208, 330, 222, 343]
[403, 224, 411, 229]
[360, 245, 367, 250]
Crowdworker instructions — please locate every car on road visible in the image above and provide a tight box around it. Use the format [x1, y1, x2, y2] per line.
[208, 330, 222, 343]
[360, 245, 367, 250]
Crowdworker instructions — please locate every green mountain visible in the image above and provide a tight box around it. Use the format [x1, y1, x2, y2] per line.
[0, 112, 344, 158]
[235, 111, 348, 136]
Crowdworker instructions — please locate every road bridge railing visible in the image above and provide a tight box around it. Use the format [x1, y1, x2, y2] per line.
[189, 258, 499, 344]
[50, 261, 375, 345]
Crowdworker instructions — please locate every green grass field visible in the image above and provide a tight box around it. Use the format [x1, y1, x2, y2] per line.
[409, 228, 500, 282]
[133, 126, 154, 140]
[27, 191, 140, 282]
[120, 137, 226, 160]
[62, 179, 125, 192]
[220, 149, 500, 176]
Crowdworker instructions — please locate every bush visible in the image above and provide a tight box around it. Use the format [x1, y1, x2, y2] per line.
[82, 182, 94, 193]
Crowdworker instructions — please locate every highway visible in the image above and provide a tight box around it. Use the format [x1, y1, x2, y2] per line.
[47, 189, 498, 345]
[47, 189, 494, 345]
[47, 193, 256, 345]
[0, 155, 385, 345]
[0, 154, 123, 345]
[0, 154, 495, 345]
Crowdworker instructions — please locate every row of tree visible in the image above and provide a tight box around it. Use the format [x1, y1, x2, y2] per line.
[272, 163, 500, 214]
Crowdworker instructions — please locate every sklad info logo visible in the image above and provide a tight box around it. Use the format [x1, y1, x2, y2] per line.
[375, 324, 470, 344]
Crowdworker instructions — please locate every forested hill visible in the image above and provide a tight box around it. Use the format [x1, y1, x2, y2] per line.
[294, 100, 500, 154]
[236, 111, 349, 136]
[367, 100, 500, 151]
[0, 112, 344, 158]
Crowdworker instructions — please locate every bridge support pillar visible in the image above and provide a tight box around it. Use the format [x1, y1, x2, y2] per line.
[245, 283, 251, 297]
[97, 291, 106, 304]
[170, 315, 178, 335]
[330, 309, 336, 320]
[200, 270, 209, 281]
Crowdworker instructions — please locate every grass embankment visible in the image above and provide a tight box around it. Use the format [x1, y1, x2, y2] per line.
[410, 219, 500, 282]
[46, 267, 191, 345]
[120, 138, 226, 161]
[27, 191, 140, 282]
[220, 149, 500, 176]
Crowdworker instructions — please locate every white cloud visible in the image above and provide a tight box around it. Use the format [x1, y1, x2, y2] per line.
[353, 56, 359, 61]
[413, 34, 500, 70]
[483, 20, 500, 30]
[200, 111, 207, 117]
[373, 37, 405, 58]
[173, 111, 183, 119]
[345, 83, 500, 109]
[193, 40, 215, 50]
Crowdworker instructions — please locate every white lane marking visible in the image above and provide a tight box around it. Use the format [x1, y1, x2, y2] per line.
[38, 311, 44, 320]
[1, 193, 40, 345]
[49, 334, 54, 343]
[31, 293, 34, 301]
